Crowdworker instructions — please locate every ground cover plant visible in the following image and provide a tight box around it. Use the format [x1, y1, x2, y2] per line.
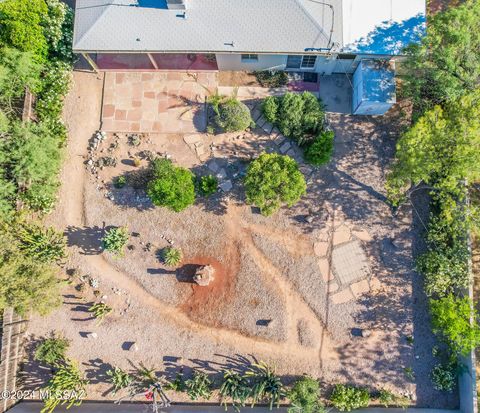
[329, 384, 370, 412]
[254, 71, 289, 88]
[147, 158, 196, 212]
[244, 153, 306, 216]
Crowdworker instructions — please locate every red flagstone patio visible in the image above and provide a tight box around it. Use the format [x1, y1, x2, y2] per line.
[101, 71, 218, 133]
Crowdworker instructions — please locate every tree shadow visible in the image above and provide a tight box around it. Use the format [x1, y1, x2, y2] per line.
[65, 225, 105, 255]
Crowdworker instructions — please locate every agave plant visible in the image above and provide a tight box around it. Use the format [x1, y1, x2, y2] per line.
[106, 366, 133, 394]
[185, 371, 213, 401]
[245, 361, 285, 410]
[163, 247, 182, 267]
[219, 369, 251, 411]
[88, 302, 112, 324]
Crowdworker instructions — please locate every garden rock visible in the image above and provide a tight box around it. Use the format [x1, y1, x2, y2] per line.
[219, 180, 233, 192]
[86, 332, 98, 339]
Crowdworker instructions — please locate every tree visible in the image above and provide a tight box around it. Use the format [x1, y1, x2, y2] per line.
[245, 153, 306, 216]
[401, 0, 480, 115]
[429, 294, 480, 355]
[0, 0, 49, 60]
[147, 159, 195, 212]
[386, 89, 480, 206]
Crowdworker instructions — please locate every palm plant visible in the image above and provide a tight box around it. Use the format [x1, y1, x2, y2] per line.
[106, 366, 133, 394]
[185, 371, 213, 401]
[88, 302, 112, 324]
[41, 360, 88, 413]
[245, 361, 285, 410]
[219, 369, 251, 411]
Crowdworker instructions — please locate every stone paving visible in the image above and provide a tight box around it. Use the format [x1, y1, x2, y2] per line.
[101, 71, 217, 133]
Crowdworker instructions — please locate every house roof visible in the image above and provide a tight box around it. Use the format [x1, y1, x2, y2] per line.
[73, 0, 425, 55]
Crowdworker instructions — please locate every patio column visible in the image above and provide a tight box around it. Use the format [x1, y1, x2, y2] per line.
[147, 53, 159, 69]
[82, 53, 99, 72]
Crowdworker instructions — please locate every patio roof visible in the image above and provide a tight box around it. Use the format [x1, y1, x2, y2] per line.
[73, 0, 425, 56]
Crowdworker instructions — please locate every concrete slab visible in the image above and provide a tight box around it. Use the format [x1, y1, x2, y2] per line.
[318, 74, 353, 114]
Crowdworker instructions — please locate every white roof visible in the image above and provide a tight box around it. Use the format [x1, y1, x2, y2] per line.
[73, 0, 425, 55]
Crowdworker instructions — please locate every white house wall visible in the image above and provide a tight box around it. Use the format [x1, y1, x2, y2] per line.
[215, 54, 287, 72]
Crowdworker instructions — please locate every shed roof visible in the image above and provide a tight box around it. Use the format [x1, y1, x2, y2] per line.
[73, 0, 425, 55]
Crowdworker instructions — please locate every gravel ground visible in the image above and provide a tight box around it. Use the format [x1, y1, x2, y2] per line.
[22, 72, 458, 408]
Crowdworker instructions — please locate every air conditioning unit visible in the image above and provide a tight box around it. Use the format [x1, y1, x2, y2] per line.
[166, 0, 187, 9]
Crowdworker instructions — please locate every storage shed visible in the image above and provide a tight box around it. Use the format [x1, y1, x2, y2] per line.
[352, 60, 396, 115]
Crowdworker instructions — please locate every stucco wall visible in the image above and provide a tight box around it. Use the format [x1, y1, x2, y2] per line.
[215, 54, 287, 72]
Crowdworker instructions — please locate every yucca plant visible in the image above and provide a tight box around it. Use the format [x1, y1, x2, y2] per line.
[106, 366, 133, 394]
[185, 371, 213, 401]
[17, 222, 67, 263]
[40, 360, 88, 413]
[89, 302, 112, 324]
[163, 247, 182, 267]
[35, 333, 70, 367]
[101, 226, 129, 256]
[245, 361, 285, 410]
[220, 369, 251, 411]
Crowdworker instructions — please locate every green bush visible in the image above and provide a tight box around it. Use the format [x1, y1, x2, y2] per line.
[102, 227, 129, 256]
[198, 174, 218, 196]
[377, 389, 409, 408]
[185, 371, 213, 401]
[262, 96, 279, 124]
[17, 222, 66, 263]
[277, 92, 324, 145]
[430, 363, 457, 392]
[216, 98, 252, 132]
[430, 294, 480, 355]
[163, 247, 182, 267]
[35, 334, 70, 366]
[304, 130, 334, 166]
[245, 153, 307, 216]
[147, 159, 195, 212]
[329, 384, 370, 412]
[254, 71, 289, 88]
[106, 366, 133, 394]
[288, 376, 324, 413]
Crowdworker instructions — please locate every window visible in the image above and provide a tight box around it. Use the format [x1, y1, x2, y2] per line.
[301, 55, 317, 69]
[286, 55, 302, 69]
[241, 54, 258, 62]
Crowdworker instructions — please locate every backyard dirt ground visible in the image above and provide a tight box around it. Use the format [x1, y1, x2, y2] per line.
[21, 70, 457, 409]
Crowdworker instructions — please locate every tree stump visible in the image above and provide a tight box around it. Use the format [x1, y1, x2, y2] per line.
[193, 265, 215, 286]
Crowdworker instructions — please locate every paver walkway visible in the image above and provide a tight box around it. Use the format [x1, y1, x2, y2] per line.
[101, 72, 218, 133]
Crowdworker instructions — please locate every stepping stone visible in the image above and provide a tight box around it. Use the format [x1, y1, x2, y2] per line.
[352, 229, 373, 242]
[314, 241, 329, 257]
[217, 168, 227, 179]
[318, 258, 334, 282]
[208, 159, 220, 173]
[262, 122, 274, 134]
[350, 279, 370, 298]
[257, 116, 267, 128]
[219, 180, 233, 192]
[279, 141, 291, 154]
[333, 225, 352, 246]
[331, 288, 355, 305]
[252, 109, 262, 121]
[332, 240, 370, 286]
[274, 134, 286, 146]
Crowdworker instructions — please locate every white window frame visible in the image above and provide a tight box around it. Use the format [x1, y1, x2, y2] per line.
[241, 54, 259, 62]
[301, 55, 317, 69]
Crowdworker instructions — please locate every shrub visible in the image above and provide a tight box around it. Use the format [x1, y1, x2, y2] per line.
[185, 371, 212, 400]
[35, 334, 70, 366]
[216, 98, 252, 132]
[106, 367, 133, 394]
[288, 376, 324, 413]
[198, 175, 218, 196]
[219, 369, 250, 411]
[114, 176, 127, 189]
[377, 389, 409, 409]
[245, 153, 307, 216]
[17, 222, 66, 263]
[304, 130, 334, 166]
[41, 360, 88, 413]
[254, 71, 289, 88]
[147, 159, 195, 212]
[262, 96, 279, 124]
[102, 227, 129, 256]
[329, 384, 370, 412]
[0, 227, 61, 316]
[430, 294, 480, 355]
[89, 302, 112, 324]
[163, 247, 182, 267]
[430, 363, 456, 392]
[277, 92, 324, 144]
[245, 361, 284, 410]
